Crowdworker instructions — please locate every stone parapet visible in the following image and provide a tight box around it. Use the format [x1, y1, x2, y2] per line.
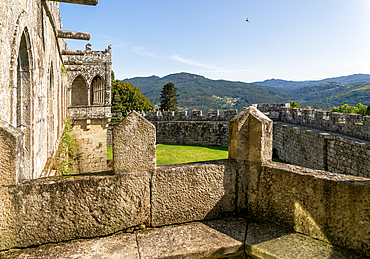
[0, 172, 151, 251]
[255, 162, 370, 256]
[280, 107, 370, 140]
[62, 44, 111, 64]
[152, 121, 229, 147]
[145, 109, 238, 122]
[68, 106, 111, 120]
[113, 111, 156, 173]
[252, 103, 291, 112]
[0, 120, 24, 185]
[253, 103, 370, 141]
[273, 122, 370, 178]
[152, 161, 237, 227]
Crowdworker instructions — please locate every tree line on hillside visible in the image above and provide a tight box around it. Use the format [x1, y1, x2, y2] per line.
[331, 103, 370, 116]
[290, 101, 370, 116]
[122, 72, 370, 112]
[110, 72, 179, 126]
[110, 70, 370, 126]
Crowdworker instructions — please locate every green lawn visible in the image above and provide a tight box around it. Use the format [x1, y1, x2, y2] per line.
[156, 144, 228, 165]
[107, 144, 228, 165]
[107, 144, 284, 165]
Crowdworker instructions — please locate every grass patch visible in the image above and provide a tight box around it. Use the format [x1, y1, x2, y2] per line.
[156, 144, 228, 165]
[107, 144, 284, 165]
[106, 144, 228, 165]
[107, 146, 113, 160]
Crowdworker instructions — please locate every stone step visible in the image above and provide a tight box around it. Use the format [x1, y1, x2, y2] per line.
[0, 218, 366, 259]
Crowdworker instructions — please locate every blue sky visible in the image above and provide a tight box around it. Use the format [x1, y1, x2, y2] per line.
[60, 0, 370, 82]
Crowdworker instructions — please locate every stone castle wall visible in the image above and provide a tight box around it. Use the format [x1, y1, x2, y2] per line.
[254, 103, 370, 140]
[71, 120, 109, 174]
[152, 121, 229, 147]
[145, 109, 238, 121]
[144, 109, 237, 147]
[0, 0, 68, 181]
[144, 104, 370, 178]
[273, 122, 370, 178]
[1, 109, 369, 256]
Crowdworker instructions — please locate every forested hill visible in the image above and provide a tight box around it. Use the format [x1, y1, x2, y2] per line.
[122, 72, 370, 112]
[253, 74, 370, 90]
[122, 72, 287, 112]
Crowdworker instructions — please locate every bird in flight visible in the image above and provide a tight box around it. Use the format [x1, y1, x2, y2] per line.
[246, 17, 249, 22]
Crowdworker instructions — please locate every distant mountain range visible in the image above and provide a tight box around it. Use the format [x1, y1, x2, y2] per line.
[253, 74, 370, 90]
[122, 73, 370, 112]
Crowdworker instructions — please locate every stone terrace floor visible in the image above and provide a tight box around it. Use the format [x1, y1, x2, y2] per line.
[1, 217, 367, 259]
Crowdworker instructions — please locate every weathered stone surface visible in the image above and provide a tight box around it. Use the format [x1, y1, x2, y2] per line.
[145, 109, 238, 122]
[1, 233, 139, 259]
[0, 120, 23, 186]
[47, 0, 98, 5]
[229, 106, 273, 163]
[152, 161, 237, 227]
[0, 1, 69, 179]
[277, 107, 370, 141]
[138, 219, 246, 259]
[228, 107, 273, 212]
[1, 217, 366, 258]
[71, 121, 108, 173]
[113, 111, 156, 173]
[0, 172, 150, 250]
[246, 220, 365, 259]
[152, 121, 230, 147]
[254, 162, 370, 256]
[0, 187, 16, 252]
[57, 30, 90, 40]
[273, 122, 370, 178]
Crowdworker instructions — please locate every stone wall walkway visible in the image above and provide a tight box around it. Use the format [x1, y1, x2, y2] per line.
[1, 217, 366, 259]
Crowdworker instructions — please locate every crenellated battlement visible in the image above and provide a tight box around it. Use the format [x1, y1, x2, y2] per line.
[144, 109, 238, 122]
[278, 107, 370, 140]
[253, 103, 370, 140]
[62, 43, 112, 65]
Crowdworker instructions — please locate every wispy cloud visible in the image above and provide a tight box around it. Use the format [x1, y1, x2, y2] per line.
[169, 55, 222, 70]
[132, 46, 156, 57]
[99, 35, 128, 49]
[202, 69, 255, 73]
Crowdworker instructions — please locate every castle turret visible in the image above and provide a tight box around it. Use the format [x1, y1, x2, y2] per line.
[63, 44, 112, 173]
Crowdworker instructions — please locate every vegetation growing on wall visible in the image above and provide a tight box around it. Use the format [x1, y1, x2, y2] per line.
[56, 119, 80, 175]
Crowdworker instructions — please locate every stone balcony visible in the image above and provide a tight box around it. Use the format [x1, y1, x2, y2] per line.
[68, 105, 111, 120]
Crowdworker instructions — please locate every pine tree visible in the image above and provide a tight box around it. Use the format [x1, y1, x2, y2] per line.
[110, 93, 123, 126]
[160, 82, 179, 112]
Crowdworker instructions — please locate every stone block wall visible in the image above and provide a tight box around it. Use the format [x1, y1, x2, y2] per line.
[254, 162, 370, 256]
[273, 123, 329, 171]
[273, 122, 370, 178]
[145, 109, 238, 121]
[0, 172, 151, 251]
[278, 107, 370, 140]
[72, 120, 108, 174]
[327, 136, 370, 178]
[0, 108, 369, 257]
[145, 109, 237, 147]
[152, 121, 229, 147]
[0, 0, 68, 180]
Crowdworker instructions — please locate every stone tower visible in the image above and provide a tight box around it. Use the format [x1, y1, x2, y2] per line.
[63, 43, 112, 173]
